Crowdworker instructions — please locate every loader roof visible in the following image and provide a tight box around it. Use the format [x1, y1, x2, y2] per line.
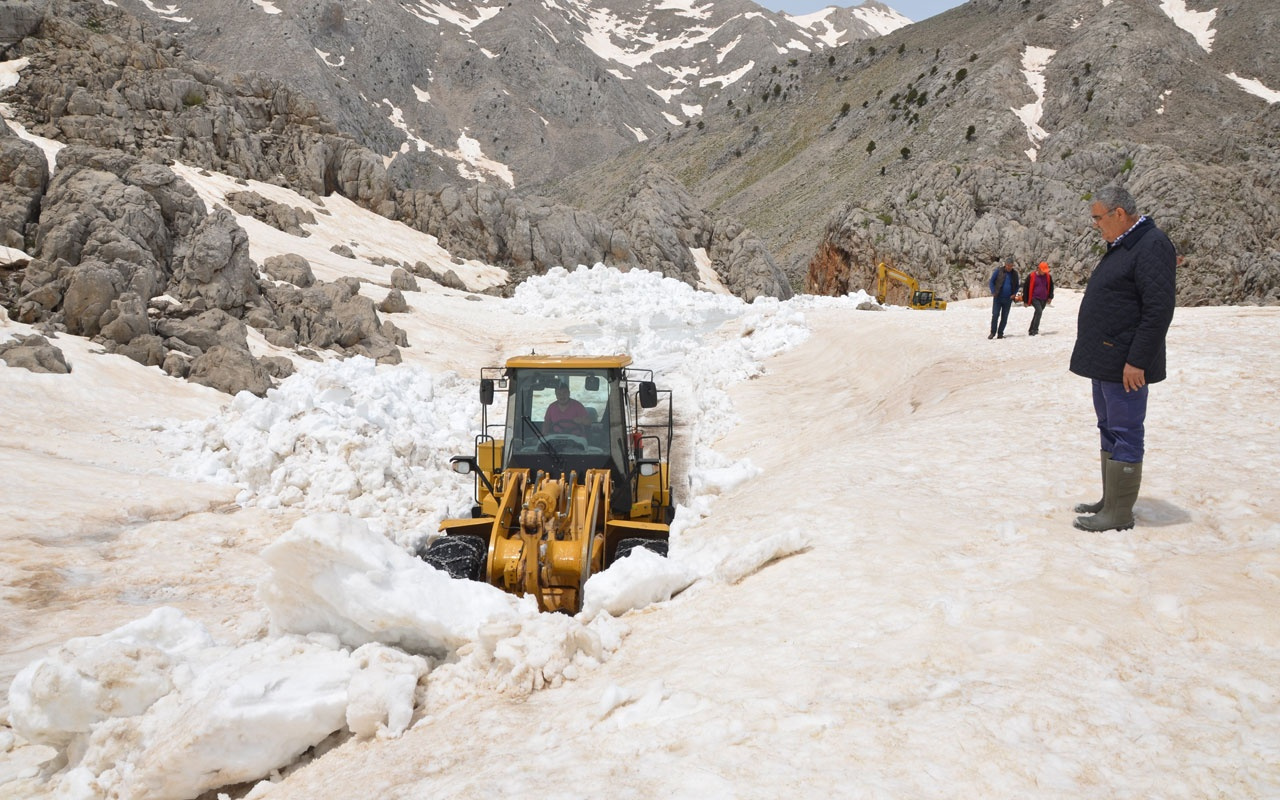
[504, 354, 632, 369]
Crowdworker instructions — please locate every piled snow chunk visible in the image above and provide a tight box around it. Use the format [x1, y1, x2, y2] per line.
[6, 609, 428, 800]
[345, 643, 425, 738]
[582, 546, 698, 618]
[70, 636, 357, 800]
[259, 513, 533, 655]
[511, 264, 810, 493]
[168, 357, 478, 543]
[429, 612, 628, 700]
[7, 608, 213, 748]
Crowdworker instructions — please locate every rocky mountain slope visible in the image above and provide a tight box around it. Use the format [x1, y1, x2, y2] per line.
[7, 0, 907, 393]
[546, 0, 1280, 304]
[3, 0, 1276, 407]
[90, 0, 908, 191]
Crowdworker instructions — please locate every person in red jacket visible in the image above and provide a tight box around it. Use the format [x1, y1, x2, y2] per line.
[1021, 261, 1055, 336]
[544, 382, 591, 434]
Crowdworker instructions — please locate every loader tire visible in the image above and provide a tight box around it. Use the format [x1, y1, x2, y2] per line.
[419, 535, 486, 581]
[615, 537, 668, 561]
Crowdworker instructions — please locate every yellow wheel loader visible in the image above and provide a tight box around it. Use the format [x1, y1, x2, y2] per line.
[420, 354, 674, 614]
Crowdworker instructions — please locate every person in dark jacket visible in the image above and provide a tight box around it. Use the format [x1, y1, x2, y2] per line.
[1069, 185, 1176, 532]
[987, 260, 1019, 339]
[1021, 261, 1055, 336]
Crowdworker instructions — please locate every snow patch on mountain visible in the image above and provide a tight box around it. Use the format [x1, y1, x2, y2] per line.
[1158, 0, 1216, 52]
[405, 0, 503, 32]
[315, 48, 345, 68]
[1226, 72, 1280, 104]
[1011, 46, 1055, 162]
[136, 0, 190, 23]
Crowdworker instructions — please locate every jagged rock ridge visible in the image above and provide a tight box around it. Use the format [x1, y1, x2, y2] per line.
[545, 0, 1279, 305]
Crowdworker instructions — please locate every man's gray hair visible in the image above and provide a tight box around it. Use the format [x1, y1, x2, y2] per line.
[1094, 185, 1137, 215]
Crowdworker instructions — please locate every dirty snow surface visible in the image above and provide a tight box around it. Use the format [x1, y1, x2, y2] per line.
[3, 171, 1280, 799]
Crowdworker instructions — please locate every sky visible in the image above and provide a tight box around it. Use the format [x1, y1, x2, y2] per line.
[757, 0, 967, 23]
[3, 134, 1280, 799]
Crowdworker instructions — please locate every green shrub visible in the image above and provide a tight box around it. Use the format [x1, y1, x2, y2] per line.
[182, 90, 205, 107]
[900, 146, 911, 160]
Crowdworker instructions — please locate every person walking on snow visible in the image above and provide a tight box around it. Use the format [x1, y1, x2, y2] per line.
[988, 259, 1019, 339]
[1070, 186, 1176, 532]
[1022, 261, 1055, 336]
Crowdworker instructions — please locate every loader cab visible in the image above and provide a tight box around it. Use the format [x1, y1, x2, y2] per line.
[482, 355, 654, 516]
[504, 367, 620, 467]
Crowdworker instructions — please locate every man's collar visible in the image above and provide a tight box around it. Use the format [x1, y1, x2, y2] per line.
[1109, 215, 1149, 249]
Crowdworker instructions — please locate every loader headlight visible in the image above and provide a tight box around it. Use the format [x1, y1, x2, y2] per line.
[450, 455, 477, 475]
[637, 459, 660, 477]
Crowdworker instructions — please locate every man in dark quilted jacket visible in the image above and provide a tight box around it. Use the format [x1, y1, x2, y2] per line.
[1070, 185, 1176, 532]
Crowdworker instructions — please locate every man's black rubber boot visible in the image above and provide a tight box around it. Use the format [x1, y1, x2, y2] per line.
[1073, 450, 1112, 514]
[1074, 460, 1142, 532]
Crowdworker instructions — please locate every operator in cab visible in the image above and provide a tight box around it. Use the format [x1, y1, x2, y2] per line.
[544, 381, 591, 433]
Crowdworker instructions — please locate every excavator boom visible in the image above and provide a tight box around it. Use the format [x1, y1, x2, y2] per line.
[874, 262, 947, 310]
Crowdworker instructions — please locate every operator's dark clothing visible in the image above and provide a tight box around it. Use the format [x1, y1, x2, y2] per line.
[1069, 217, 1176, 384]
[988, 266, 1019, 337]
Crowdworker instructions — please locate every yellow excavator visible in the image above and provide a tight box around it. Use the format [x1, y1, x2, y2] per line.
[875, 262, 947, 310]
[420, 354, 673, 614]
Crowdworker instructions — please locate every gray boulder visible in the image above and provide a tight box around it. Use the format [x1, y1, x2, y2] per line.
[225, 191, 316, 237]
[98, 291, 150, 345]
[261, 253, 316, 287]
[260, 355, 296, 380]
[155, 308, 248, 353]
[389, 268, 418, 292]
[169, 208, 261, 315]
[187, 344, 272, 397]
[162, 351, 191, 379]
[61, 261, 122, 337]
[377, 288, 408, 314]
[265, 283, 338, 349]
[0, 333, 70, 374]
[111, 333, 166, 368]
[0, 0, 47, 49]
[0, 123, 49, 250]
